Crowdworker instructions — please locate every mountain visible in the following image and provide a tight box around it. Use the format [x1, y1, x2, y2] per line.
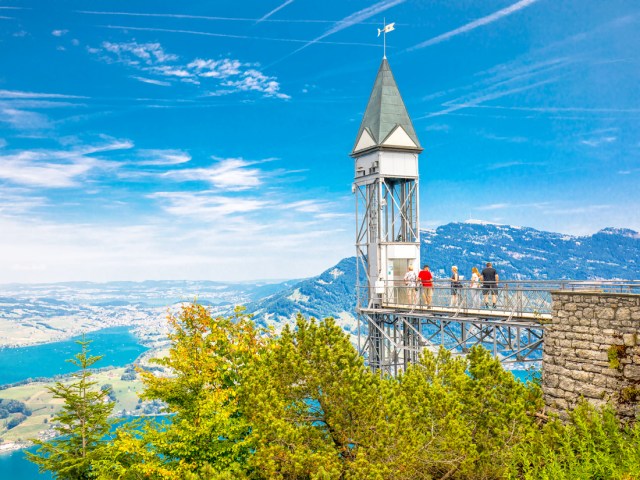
[423, 222, 640, 280]
[247, 222, 640, 324]
[245, 257, 360, 336]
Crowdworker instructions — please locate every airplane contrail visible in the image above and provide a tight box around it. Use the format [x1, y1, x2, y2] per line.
[256, 0, 295, 24]
[408, 0, 540, 51]
[102, 25, 380, 47]
[284, 0, 405, 58]
[78, 10, 379, 24]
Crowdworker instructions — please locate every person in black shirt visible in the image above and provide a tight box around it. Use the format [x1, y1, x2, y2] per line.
[481, 262, 499, 308]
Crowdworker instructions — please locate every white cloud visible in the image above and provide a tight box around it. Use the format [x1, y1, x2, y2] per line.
[165, 158, 263, 191]
[0, 189, 47, 215]
[101, 41, 178, 65]
[581, 136, 617, 147]
[0, 108, 51, 129]
[0, 139, 133, 188]
[187, 58, 242, 78]
[0, 212, 353, 283]
[90, 41, 289, 99]
[137, 149, 191, 166]
[51, 29, 68, 36]
[0, 89, 86, 99]
[151, 191, 268, 220]
[151, 65, 192, 78]
[131, 76, 171, 87]
[219, 70, 290, 99]
[0, 152, 99, 187]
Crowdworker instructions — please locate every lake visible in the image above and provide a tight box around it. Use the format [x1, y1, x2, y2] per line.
[0, 447, 53, 480]
[0, 326, 148, 386]
[0, 328, 146, 479]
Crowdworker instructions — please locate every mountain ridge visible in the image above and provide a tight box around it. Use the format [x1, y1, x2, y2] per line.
[246, 222, 640, 324]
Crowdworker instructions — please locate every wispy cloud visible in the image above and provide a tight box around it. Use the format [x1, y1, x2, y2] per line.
[580, 136, 617, 147]
[0, 89, 86, 99]
[51, 29, 68, 37]
[0, 188, 47, 215]
[137, 149, 191, 166]
[475, 202, 612, 216]
[0, 139, 133, 188]
[408, 0, 539, 50]
[0, 108, 51, 130]
[89, 40, 290, 99]
[100, 41, 178, 66]
[487, 160, 544, 170]
[257, 0, 295, 24]
[130, 76, 171, 87]
[284, 0, 405, 57]
[151, 191, 269, 221]
[163, 158, 264, 191]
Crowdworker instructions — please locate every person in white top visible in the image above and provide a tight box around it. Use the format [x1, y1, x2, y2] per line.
[470, 266, 480, 308]
[403, 265, 418, 305]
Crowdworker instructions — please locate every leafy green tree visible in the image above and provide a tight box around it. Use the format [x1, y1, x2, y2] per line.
[27, 337, 114, 479]
[93, 304, 264, 479]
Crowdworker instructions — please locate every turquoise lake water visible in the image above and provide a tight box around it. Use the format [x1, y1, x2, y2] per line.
[0, 446, 53, 480]
[0, 327, 147, 478]
[0, 326, 147, 386]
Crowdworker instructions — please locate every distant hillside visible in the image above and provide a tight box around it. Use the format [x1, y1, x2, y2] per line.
[247, 222, 640, 324]
[423, 222, 640, 280]
[246, 257, 359, 334]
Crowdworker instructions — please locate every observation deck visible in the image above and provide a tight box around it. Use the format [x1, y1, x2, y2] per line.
[356, 280, 640, 374]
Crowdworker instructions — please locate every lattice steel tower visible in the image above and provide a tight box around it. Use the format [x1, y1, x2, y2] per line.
[352, 58, 424, 374]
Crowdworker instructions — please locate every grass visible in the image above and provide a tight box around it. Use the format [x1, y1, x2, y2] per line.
[0, 367, 146, 444]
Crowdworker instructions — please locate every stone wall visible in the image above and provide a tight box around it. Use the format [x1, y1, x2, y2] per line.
[543, 291, 640, 421]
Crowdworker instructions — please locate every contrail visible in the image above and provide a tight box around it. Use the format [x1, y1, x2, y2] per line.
[284, 0, 405, 58]
[256, 0, 295, 24]
[102, 25, 380, 47]
[408, 0, 539, 51]
[78, 10, 378, 24]
[418, 77, 559, 118]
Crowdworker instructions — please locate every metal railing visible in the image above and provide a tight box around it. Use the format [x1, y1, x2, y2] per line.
[357, 280, 640, 320]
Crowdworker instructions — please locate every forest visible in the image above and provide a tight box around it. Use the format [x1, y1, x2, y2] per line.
[28, 304, 640, 479]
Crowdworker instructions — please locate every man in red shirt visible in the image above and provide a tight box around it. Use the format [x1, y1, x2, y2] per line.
[418, 264, 433, 307]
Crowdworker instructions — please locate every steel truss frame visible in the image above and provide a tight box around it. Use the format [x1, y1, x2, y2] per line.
[354, 177, 419, 306]
[357, 310, 544, 375]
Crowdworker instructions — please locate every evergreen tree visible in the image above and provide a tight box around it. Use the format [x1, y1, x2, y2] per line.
[27, 337, 114, 479]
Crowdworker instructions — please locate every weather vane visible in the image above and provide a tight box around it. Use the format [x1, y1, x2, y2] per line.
[378, 18, 395, 59]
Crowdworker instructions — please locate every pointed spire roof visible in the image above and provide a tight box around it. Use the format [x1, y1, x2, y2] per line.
[352, 58, 422, 156]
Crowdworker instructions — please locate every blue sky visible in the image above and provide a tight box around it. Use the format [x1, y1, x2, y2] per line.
[0, 0, 638, 282]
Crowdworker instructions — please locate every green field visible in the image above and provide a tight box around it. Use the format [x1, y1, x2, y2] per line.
[0, 367, 149, 445]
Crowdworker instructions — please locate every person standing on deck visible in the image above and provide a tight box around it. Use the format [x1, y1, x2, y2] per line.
[449, 266, 461, 307]
[418, 265, 433, 307]
[481, 262, 499, 308]
[404, 265, 418, 305]
[470, 266, 481, 308]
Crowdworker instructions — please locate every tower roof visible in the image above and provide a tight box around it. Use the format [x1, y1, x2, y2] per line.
[352, 58, 422, 156]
